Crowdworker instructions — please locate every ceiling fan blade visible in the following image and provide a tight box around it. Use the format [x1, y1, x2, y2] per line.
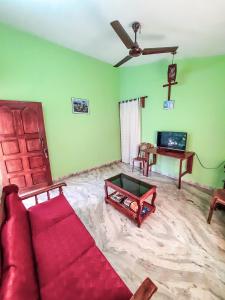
[113, 56, 132, 68]
[142, 46, 178, 55]
[111, 20, 134, 49]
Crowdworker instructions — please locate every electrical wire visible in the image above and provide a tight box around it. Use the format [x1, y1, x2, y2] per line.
[195, 152, 225, 170]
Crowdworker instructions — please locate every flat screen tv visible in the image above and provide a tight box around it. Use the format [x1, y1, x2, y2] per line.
[157, 131, 187, 152]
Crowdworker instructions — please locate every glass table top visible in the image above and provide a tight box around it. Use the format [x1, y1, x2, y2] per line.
[106, 173, 155, 197]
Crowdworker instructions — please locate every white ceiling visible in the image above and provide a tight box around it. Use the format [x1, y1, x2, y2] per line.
[0, 0, 225, 67]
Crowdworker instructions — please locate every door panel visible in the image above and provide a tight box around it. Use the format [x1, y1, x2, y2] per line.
[5, 159, 23, 173]
[26, 138, 42, 152]
[1, 140, 20, 155]
[28, 156, 44, 169]
[32, 172, 46, 185]
[0, 100, 53, 193]
[22, 107, 39, 134]
[10, 175, 26, 187]
[0, 106, 15, 135]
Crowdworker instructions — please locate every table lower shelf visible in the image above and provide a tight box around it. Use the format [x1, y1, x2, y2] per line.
[105, 195, 155, 227]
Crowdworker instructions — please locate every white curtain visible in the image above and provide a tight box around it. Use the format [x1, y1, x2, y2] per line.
[120, 99, 141, 164]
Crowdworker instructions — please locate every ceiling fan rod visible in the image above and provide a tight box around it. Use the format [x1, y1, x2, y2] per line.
[132, 22, 141, 45]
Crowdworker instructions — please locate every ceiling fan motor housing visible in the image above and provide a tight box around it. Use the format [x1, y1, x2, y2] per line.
[129, 47, 142, 57]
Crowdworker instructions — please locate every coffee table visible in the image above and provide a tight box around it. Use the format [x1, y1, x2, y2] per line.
[104, 173, 157, 227]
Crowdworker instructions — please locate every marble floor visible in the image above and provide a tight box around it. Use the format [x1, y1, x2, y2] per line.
[27, 162, 225, 299]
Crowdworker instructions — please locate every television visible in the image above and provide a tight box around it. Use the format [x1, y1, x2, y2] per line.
[157, 131, 187, 152]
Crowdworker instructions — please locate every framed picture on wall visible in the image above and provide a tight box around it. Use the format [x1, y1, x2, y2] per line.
[71, 98, 89, 114]
[163, 100, 174, 110]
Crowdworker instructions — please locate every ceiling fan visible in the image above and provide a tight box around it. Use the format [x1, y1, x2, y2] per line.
[111, 20, 178, 67]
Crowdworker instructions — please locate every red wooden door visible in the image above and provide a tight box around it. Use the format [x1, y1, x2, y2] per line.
[0, 100, 52, 193]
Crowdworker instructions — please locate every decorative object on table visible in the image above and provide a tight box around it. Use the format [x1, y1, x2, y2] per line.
[130, 201, 138, 212]
[110, 20, 178, 67]
[163, 53, 178, 109]
[141, 206, 151, 216]
[123, 198, 133, 207]
[122, 198, 138, 213]
[71, 98, 89, 114]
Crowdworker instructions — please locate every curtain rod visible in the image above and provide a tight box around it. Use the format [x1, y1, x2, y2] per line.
[119, 96, 148, 104]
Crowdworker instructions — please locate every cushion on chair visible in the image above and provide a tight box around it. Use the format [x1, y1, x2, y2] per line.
[28, 194, 95, 287]
[40, 245, 132, 300]
[0, 192, 39, 300]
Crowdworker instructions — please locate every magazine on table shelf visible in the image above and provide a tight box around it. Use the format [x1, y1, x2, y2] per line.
[110, 192, 127, 203]
[110, 192, 150, 215]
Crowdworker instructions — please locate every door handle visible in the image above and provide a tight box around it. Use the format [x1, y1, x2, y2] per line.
[44, 148, 49, 159]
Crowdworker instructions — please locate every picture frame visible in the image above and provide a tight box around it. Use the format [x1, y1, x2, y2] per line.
[163, 100, 175, 110]
[71, 98, 89, 114]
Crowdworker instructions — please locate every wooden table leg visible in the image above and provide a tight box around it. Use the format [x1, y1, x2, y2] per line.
[145, 161, 149, 177]
[178, 159, 183, 189]
[145, 153, 157, 177]
[207, 196, 217, 224]
[104, 183, 108, 203]
[151, 192, 157, 208]
[137, 202, 143, 227]
[143, 153, 149, 177]
[178, 156, 194, 189]
[187, 154, 194, 173]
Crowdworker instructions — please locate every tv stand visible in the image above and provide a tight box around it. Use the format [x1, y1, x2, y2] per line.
[162, 148, 184, 153]
[144, 148, 195, 189]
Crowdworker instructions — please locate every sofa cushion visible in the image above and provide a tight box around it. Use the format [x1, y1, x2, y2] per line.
[28, 194, 95, 287]
[0, 192, 39, 300]
[28, 194, 74, 235]
[41, 245, 132, 300]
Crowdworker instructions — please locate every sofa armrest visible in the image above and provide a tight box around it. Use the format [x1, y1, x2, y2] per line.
[0, 184, 19, 227]
[130, 278, 157, 300]
[20, 182, 67, 202]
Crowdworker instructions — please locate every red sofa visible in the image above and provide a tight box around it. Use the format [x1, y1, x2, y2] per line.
[0, 183, 157, 300]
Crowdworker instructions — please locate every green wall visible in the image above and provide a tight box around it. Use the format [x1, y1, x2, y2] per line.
[119, 56, 225, 188]
[0, 23, 120, 179]
[1, 22, 224, 188]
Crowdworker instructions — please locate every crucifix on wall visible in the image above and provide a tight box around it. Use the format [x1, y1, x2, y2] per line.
[163, 63, 178, 100]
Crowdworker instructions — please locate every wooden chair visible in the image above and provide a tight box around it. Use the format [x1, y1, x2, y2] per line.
[132, 143, 154, 174]
[207, 189, 225, 224]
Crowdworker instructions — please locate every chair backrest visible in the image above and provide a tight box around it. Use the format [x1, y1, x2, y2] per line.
[138, 143, 154, 158]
